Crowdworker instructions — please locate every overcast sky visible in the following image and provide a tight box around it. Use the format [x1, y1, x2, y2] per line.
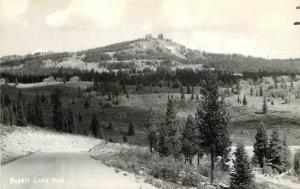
[0, 0, 299, 59]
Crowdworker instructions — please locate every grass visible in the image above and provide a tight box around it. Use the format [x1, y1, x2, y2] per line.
[89, 142, 228, 188]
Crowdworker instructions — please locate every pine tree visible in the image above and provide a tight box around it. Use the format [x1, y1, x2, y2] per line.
[84, 99, 90, 108]
[268, 129, 282, 167]
[262, 97, 267, 114]
[195, 94, 200, 101]
[280, 136, 291, 172]
[33, 94, 45, 127]
[250, 88, 253, 96]
[294, 151, 300, 175]
[187, 86, 191, 94]
[243, 94, 247, 105]
[158, 96, 180, 158]
[98, 127, 104, 139]
[122, 133, 128, 143]
[195, 71, 231, 184]
[230, 143, 255, 189]
[107, 122, 113, 130]
[66, 104, 74, 133]
[182, 115, 198, 164]
[259, 86, 263, 96]
[90, 114, 99, 137]
[52, 88, 64, 131]
[180, 86, 185, 100]
[145, 107, 157, 152]
[127, 118, 135, 136]
[77, 87, 81, 98]
[16, 90, 27, 126]
[253, 124, 268, 168]
[191, 86, 195, 100]
[237, 95, 240, 103]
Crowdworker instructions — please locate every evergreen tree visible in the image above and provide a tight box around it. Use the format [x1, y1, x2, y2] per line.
[262, 97, 267, 114]
[259, 86, 263, 96]
[280, 136, 291, 172]
[158, 96, 180, 158]
[66, 104, 74, 133]
[16, 90, 27, 126]
[182, 115, 198, 164]
[191, 86, 195, 100]
[145, 107, 157, 152]
[268, 129, 282, 167]
[122, 133, 128, 143]
[187, 86, 191, 94]
[78, 112, 82, 123]
[253, 124, 268, 168]
[230, 143, 255, 189]
[90, 113, 100, 137]
[107, 122, 113, 130]
[98, 127, 104, 139]
[181, 90, 185, 100]
[237, 95, 240, 104]
[294, 151, 300, 175]
[77, 87, 81, 98]
[250, 88, 253, 96]
[195, 94, 200, 101]
[52, 88, 64, 131]
[195, 71, 231, 184]
[33, 94, 45, 127]
[84, 99, 90, 109]
[243, 94, 247, 105]
[127, 118, 135, 136]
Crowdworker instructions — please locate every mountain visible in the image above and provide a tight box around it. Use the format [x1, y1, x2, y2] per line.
[1, 34, 300, 73]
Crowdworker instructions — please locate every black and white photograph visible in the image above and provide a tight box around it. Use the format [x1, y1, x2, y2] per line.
[1, 0, 300, 188]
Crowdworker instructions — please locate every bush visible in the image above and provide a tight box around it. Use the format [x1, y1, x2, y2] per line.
[103, 102, 112, 108]
[294, 151, 300, 175]
[262, 166, 273, 175]
[150, 157, 183, 183]
[181, 170, 200, 186]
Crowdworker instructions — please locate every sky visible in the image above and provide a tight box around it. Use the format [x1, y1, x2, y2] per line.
[0, 0, 299, 59]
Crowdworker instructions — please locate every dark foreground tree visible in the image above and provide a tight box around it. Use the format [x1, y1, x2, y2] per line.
[33, 94, 45, 127]
[195, 71, 231, 184]
[66, 105, 74, 133]
[243, 94, 247, 105]
[294, 151, 300, 176]
[145, 107, 157, 152]
[262, 97, 267, 114]
[268, 129, 282, 166]
[230, 143, 255, 189]
[253, 124, 268, 168]
[127, 118, 135, 136]
[16, 90, 27, 126]
[52, 88, 64, 131]
[90, 114, 100, 137]
[182, 115, 199, 164]
[157, 96, 180, 158]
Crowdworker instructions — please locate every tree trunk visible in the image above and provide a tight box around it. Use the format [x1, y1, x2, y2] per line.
[210, 146, 215, 184]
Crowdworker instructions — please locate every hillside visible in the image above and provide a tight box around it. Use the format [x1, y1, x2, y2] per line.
[1, 34, 300, 74]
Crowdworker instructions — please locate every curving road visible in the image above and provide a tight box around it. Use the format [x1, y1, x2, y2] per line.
[1, 152, 156, 189]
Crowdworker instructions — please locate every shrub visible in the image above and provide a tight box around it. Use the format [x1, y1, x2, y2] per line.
[150, 157, 183, 183]
[262, 166, 273, 175]
[103, 102, 112, 108]
[294, 151, 300, 175]
[181, 170, 200, 186]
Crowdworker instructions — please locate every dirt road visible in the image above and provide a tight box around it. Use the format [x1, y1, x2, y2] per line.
[1, 151, 156, 189]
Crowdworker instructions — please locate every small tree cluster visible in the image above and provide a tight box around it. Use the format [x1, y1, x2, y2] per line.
[253, 127, 291, 173]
